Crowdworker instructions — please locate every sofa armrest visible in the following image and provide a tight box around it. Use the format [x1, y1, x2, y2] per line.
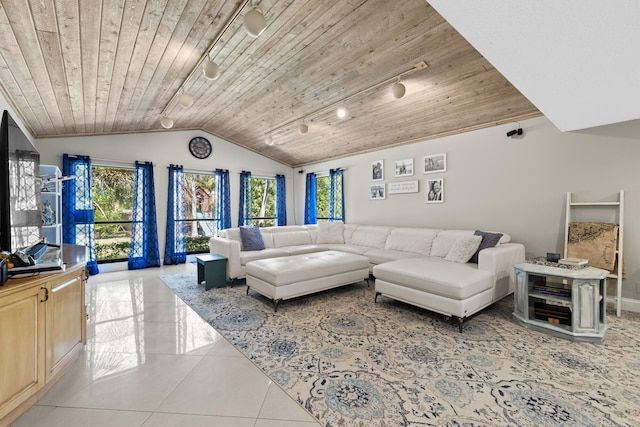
[477, 243, 525, 291]
[210, 237, 242, 280]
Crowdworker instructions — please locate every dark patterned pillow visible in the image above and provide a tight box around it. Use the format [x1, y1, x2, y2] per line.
[469, 230, 503, 263]
[239, 226, 265, 251]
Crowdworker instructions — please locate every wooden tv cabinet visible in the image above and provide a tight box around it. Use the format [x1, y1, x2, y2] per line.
[0, 244, 87, 426]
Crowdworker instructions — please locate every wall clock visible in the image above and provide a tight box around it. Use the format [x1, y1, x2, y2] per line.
[188, 137, 212, 159]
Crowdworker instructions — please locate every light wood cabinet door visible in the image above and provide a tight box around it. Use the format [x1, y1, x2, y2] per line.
[0, 285, 46, 420]
[45, 270, 85, 382]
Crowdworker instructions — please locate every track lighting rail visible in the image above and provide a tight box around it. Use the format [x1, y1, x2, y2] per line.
[265, 61, 428, 139]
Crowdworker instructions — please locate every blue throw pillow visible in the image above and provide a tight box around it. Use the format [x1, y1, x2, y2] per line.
[240, 226, 265, 251]
[469, 230, 503, 263]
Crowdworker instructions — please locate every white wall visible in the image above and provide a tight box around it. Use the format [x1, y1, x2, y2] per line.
[34, 131, 293, 270]
[294, 116, 640, 307]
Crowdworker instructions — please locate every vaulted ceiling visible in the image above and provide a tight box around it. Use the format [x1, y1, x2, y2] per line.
[0, 0, 542, 167]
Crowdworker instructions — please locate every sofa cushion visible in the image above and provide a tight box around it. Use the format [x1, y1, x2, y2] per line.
[373, 257, 494, 300]
[240, 248, 289, 265]
[332, 244, 372, 256]
[365, 248, 424, 265]
[469, 230, 504, 264]
[221, 227, 241, 242]
[281, 245, 329, 256]
[349, 226, 392, 249]
[445, 235, 482, 263]
[430, 230, 474, 257]
[317, 221, 345, 244]
[384, 228, 440, 255]
[272, 231, 312, 248]
[240, 226, 265, 251]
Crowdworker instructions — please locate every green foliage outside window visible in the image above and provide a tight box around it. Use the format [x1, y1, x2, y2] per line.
[249, 177, 276, 227]
[316, 176, 330, 221]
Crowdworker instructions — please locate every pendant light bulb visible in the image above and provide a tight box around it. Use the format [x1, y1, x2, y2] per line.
[298, 122, 308, 134]
[265, 134, 274, 146]
[160, 115, 174, 129]
[203, 60, 221, 80]
[336, 105, 348, 119]
[391, 79, 406, 99]
[244, 8, 266, 38]
[178, 92, 194, 108]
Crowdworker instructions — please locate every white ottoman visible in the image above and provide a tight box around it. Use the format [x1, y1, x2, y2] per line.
[245, 250, 369, 310]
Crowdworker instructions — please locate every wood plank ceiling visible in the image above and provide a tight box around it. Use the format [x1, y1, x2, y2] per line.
[0, 0, 541, 167]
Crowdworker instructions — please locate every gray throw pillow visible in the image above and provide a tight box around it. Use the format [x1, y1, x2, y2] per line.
[469, 230, 503, 263]
[239, 226, 265, 251]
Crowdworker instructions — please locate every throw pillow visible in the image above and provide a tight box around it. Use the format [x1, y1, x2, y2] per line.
[316, 221, 345, 244]
[445, 235, 482, 263]
[469, 230, 504, 263]
[239, 226, 265, 251]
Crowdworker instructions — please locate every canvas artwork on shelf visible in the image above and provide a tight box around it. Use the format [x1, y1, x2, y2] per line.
[370, 184, 386, 200]
[424, 153, 446, 174]
[394, 158, 413, 177]
[426, 178, 443, 203]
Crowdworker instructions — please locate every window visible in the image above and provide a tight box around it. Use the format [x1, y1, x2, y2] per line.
[92, 166, 135, 262]
[315, 175, 330, 222]
[315, 170, 343, 222]
[248, 177, 276, 227]
[183, 172, 217, 253]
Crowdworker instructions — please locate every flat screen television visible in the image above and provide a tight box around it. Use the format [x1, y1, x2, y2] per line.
[0, 110, 43, 253]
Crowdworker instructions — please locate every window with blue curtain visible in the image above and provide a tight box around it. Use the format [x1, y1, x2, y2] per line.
[164, 164, 186, 265]
[215, 169, 231, 230]
[275, 174, 287, 226]
[129, 161, 160, 270]
[62, 154, 99, 275]
[328, 168, 345, 222]
[304, 172, 317, 224]
[238, 170, 252, 226]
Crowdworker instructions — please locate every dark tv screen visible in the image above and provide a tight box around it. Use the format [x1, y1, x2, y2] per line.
[0, 110, 42, 253]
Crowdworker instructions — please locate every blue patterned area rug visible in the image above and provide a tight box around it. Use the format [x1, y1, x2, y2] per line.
[160, 272, 640, 427]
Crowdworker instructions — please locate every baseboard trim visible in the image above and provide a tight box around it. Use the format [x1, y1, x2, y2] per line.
[606, 296, 640, 314]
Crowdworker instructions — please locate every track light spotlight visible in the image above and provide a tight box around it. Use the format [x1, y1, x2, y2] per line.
[178, 92, 194, 108]
[160, 115, 174, 129]
[391, 80, 406, 99]
[265, 134, 274, 146]
[298, 122, 308, 134]
[203, 60, 221, 80]
[244, 8, 266, 38]
[336, 105, 348, 119]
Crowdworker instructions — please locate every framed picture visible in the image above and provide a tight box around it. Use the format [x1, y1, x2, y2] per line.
[388, 180, 419, 194]
[394, 158, 413, 177]
[371, 160, 384, 181]
[424, 153, 447, 174]
[426, 178, 444, 203]
[370, 184, 386, 200]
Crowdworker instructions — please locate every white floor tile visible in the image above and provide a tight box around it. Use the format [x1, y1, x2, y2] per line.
[16, 407, 152, 427]
[59, 353, 203, 411]
[157, 356, 272, 418]
[142, 412, 255, 427]
[254, 420, 322, 427]
[258, 383, 318, 423]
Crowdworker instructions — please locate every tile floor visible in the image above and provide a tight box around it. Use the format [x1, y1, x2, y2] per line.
[11, 263, 321, 427]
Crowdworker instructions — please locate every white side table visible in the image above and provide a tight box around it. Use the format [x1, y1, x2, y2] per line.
[513, 262, 609, 342]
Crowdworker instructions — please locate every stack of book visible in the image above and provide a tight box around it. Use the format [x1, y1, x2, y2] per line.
[558, 257, 588, 267]
[531, 284, 571, 299]
[534, 301, 572, 326]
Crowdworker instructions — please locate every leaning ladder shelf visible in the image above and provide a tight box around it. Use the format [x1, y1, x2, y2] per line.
[564, 190, 624, 317]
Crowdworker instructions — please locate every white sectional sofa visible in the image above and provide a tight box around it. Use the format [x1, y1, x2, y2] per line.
[210, 223, 525, 331]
